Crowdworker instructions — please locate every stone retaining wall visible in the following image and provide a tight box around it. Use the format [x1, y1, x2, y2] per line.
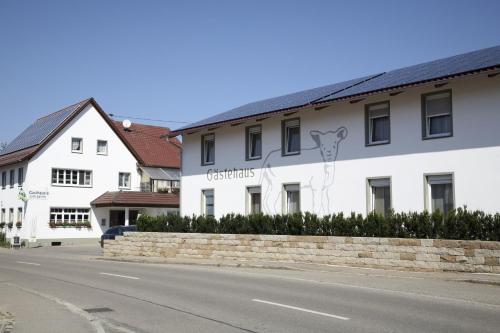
[103, 233, 500, 272]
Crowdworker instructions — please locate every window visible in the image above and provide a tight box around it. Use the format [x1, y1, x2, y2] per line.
[202, 189, 214, 216]
[247, 186, 262, 214]
[365, 102, 390, 145]
[282, 118, 300, 156]
[17, 208, 22, 223]
[50, 208, 90, 223]
[118, 172, 131, 189]
[18, 168, 24, 187]
[426, 174, 454, 215]
[283, 184, 300, 214]
[246, 125, 262, 160]
[51, 169, 92, 187]
[9, 208, 14, 223]
[1, 209, 5, 223]
[201, 134, 215, 165]
[422, 90, 452, 139]
[9, 170, 14, 188]
[71, 137, 83, 153]
[97, 140, 108, 155]
[368, 178, 391, 216]
[1, 171, 5, 189]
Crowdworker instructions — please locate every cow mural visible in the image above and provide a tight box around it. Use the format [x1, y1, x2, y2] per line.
[259, 126, 348, 215]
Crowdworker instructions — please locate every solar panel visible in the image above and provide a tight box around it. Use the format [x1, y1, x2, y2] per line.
[174, 45, 500, 133]
[0, 99, 89, 156]
[174, 74, 380, 131]
[315, 45, 500, 103]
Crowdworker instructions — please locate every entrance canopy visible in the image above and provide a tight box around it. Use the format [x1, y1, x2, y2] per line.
[91, 191, 179, 208]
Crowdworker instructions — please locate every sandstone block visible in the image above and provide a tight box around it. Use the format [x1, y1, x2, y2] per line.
[400, 253, 416, 261]
[358, 251, 373, 258]
[484, 257, 500, 266]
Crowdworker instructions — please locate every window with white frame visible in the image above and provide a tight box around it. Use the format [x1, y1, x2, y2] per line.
[246, 125, 262, 160]
[9, 170, 14, 188]
[18, 167, 24, 187]
[50, 208, 91, 223]
[9, 208, 13, 223]
[283, 184, 300, 214]
[282, 118, 300, 155]
[426, 174, 454, 215]
[71, 137, 83, 153]
[368, 178, 391, 216]
[366, 102, 390, 145]
[422, 91, 452, 138]
[17, 207, 22, 223]
[247, 186, 262, 214]
[1, 171, 6, 189]
[1, 209, 5, 223]
[51, 169, 92, 187]
[118, 172, 131, 189]
[97, 140, 108, 155]
[201, 134, 215, 165]
[202, 189, 214, 216]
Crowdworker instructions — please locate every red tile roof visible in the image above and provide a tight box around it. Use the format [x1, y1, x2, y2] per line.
[91, 191, 179, 208]
[112, 121, 180, 168]
[0, 145, 40, 168]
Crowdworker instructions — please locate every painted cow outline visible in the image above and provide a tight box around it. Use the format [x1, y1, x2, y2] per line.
[259, 126, 347, 215]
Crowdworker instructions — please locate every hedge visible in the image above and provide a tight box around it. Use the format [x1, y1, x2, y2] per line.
[136, 207, 500, 241]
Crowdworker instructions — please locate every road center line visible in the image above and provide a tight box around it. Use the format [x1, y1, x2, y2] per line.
[252, 299, 350, 321]
[16, 261, 40, 266]
[99, 272, 140, 280]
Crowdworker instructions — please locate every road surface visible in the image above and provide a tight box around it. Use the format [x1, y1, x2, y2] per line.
[0, 245, 499, 332]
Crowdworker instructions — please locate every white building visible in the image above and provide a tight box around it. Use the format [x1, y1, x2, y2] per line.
[171, 45, 500, 218]
[0, 98, 180, 245]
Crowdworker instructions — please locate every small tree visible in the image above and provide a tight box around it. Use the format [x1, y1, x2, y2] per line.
[0, 142, 7, 153]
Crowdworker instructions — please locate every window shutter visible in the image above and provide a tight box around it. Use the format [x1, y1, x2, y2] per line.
[285, 119, 300, 127]
[427, 174, 452, 185]
[368, 103, 389, 118]
[369, 178, 390, 187]
[426, 92, 451, 116]
[284, 184, 300, 192]
[248, 126, 261, 134]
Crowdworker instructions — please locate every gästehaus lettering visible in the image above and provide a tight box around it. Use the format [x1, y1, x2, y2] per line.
[207, 168, 255, 181]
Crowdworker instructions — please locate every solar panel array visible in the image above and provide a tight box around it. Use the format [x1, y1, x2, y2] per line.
[175, 74, 381, 131]
[175, 45, 500, 132]
[316, 45, 500, 103]
[0, 99, 89, 156]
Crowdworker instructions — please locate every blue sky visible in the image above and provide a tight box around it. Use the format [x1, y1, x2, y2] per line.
[1, 0, 499, 143]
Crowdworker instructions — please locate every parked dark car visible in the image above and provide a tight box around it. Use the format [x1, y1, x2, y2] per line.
[100, 225, 137, 247]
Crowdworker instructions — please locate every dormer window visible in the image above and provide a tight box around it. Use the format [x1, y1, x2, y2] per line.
[71, 137, 83, 153]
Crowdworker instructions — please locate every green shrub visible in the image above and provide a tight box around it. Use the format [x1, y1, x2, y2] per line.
[135, 207, 500, 240]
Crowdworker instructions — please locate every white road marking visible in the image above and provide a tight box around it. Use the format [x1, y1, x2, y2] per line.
[16, 261, 40, 266]
[252, 299, 350, 321]
[99, 272, 140, 280]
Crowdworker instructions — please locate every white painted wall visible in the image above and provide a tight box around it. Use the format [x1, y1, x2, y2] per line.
[1, 105, 140, 242]
[180, 75, 500, 218]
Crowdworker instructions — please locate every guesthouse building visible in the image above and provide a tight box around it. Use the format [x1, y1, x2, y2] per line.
[171, 45, 500, 218]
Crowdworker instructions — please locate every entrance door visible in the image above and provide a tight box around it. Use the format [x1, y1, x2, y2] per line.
[129, 210, 139, 225]
[110, 210, 125, 227]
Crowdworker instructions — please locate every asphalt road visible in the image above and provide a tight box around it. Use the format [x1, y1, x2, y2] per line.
[0, 245, 499, 333]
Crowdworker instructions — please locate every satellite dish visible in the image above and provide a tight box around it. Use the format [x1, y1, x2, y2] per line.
[122, 119, 132, 129]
